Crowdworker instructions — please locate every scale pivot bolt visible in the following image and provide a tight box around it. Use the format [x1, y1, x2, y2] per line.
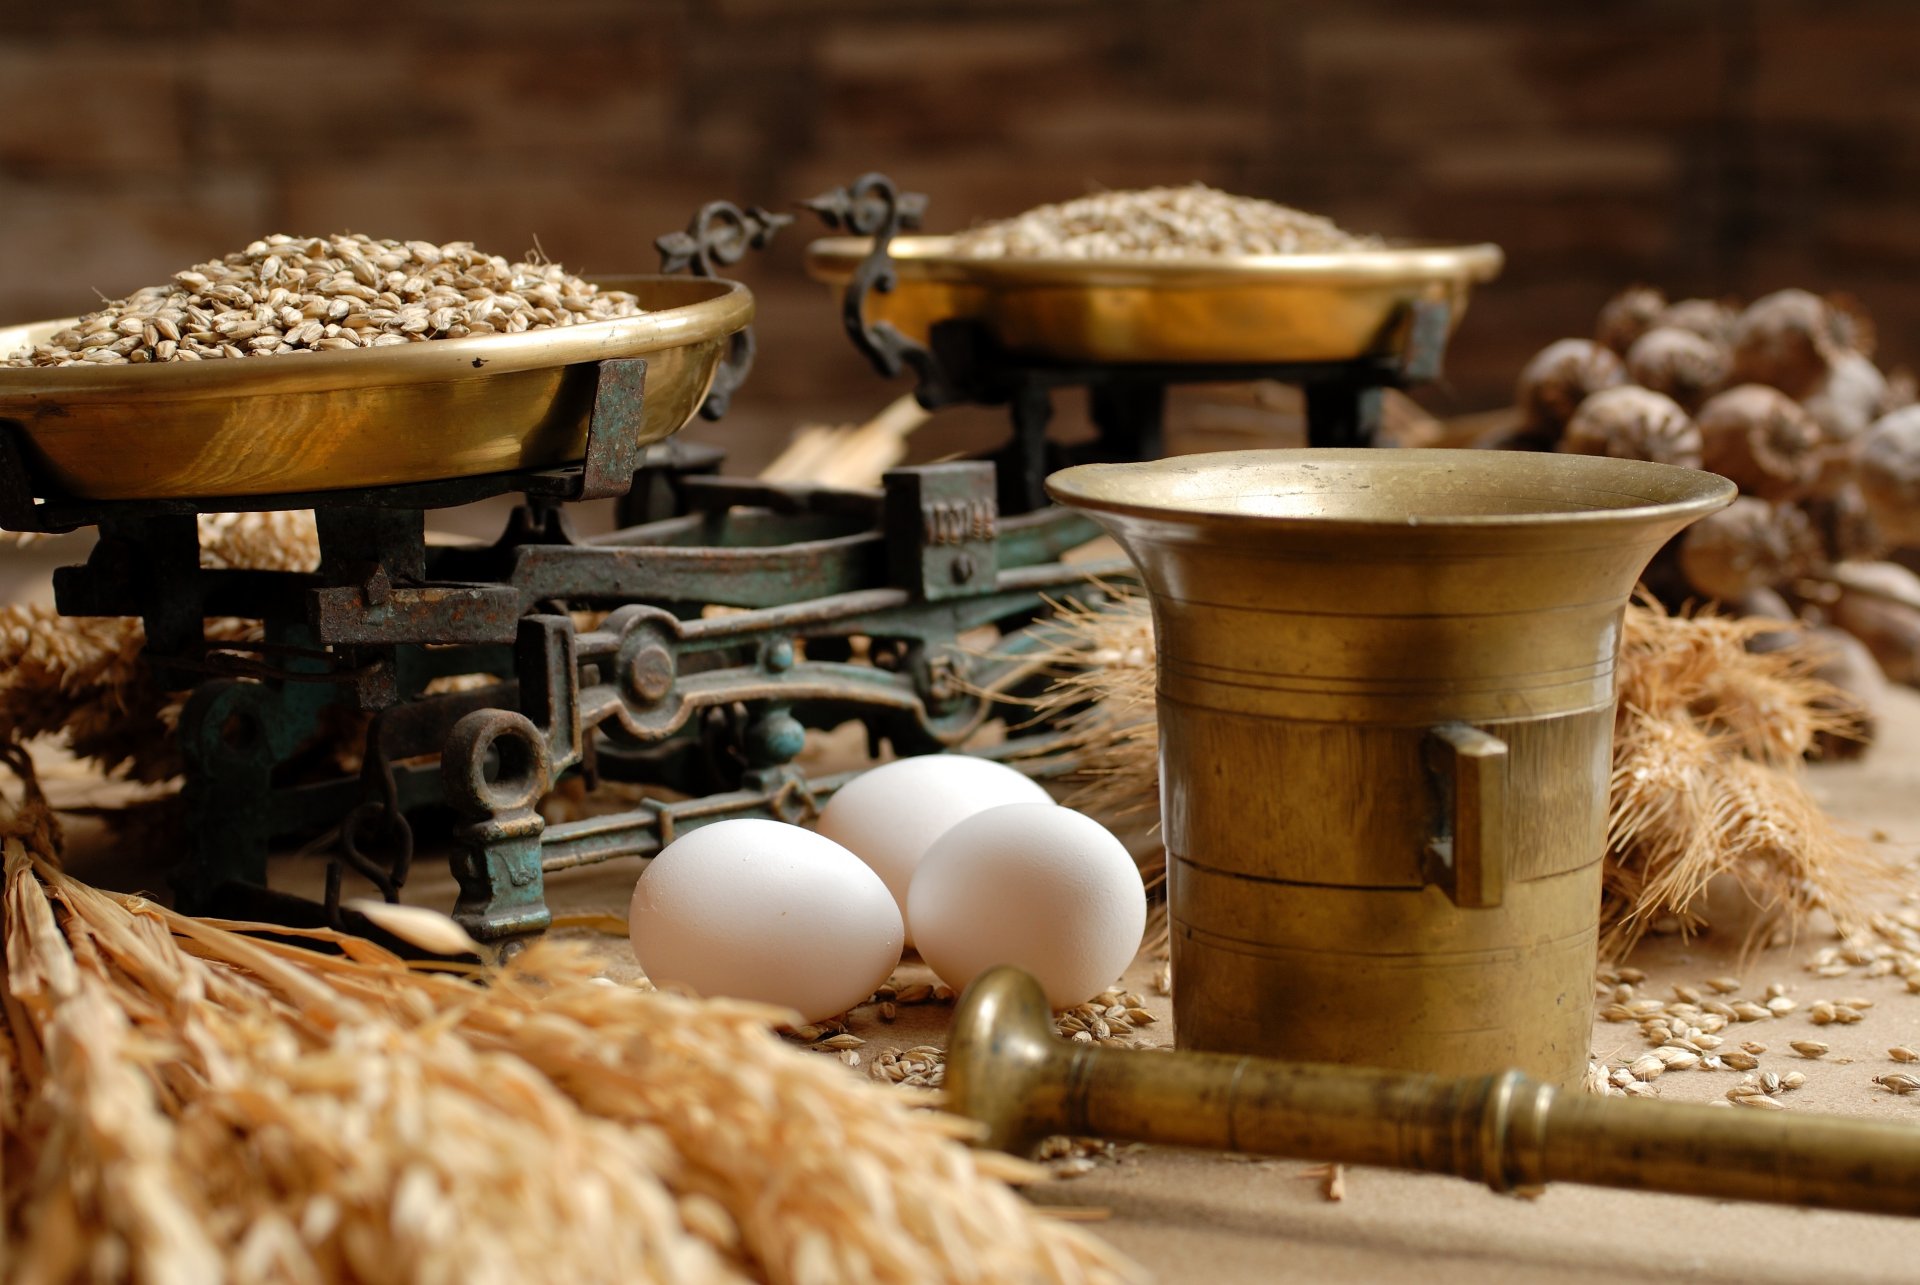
[627, 643, 674, 704]
[951, 553, 977, 584]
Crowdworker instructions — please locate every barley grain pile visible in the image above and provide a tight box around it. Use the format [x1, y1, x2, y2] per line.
[6, 235, 642, 368]
[0, 754, 1137, 1285]
[948, 185, 1379, 260]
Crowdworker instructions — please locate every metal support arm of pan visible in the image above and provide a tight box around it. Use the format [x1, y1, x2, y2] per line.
[802, 172, 951, 401]
[654, 198, 793, 425]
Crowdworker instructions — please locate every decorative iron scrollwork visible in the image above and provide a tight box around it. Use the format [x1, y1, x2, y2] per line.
[802, 172, 955, 404]
[656, 201, 791, 278]
[329, 716, 415, 925]
[655, 201, 793, 420]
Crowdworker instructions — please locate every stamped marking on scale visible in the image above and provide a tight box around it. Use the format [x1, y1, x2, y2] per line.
[922, 495, 996, 546]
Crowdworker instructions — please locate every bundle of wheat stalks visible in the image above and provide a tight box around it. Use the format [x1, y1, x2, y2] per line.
[1021, 588, 1886, 955]
[1603, 595, 1885, 953]
[0, 755, 1134, 1284]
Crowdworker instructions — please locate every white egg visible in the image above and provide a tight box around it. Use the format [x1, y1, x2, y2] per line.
[628, 818, 902, 1023]
[907, 802, 1147, 1010]
[815, 754, 1053, 944]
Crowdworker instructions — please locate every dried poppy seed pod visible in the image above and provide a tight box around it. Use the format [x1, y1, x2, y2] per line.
[1625, 326, 1731, 412]
[1559, 385, 1702, 468]
[1826, 292, 1878, 360]
[1745, 620, 1885, 759]
[1857, 405, 1920, 549]
[1732, 584, 1796, 623]
[1802, 349, 1892, 444]
[1806, 625, 1886, 757]
[1730, 288, 1853, 400]
[1803, 440, 1864, 503]
[1798, 482, 1884, 564]
[1829, 561, 1920, 685]
[1884, 367, 1917, 414]
[1595, 285, 1667, 356]
[1658, 297, 1740, 347]
[1677, 497, 1822, 602]
[1694, 384, 1823, 501]
[1514, 338, 1626, 445]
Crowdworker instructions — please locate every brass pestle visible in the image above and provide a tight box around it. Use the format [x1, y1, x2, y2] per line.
[945, 967, 1920, 1218]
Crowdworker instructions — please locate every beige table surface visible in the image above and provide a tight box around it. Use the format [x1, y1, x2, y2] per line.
[41, 645, 1920, 1285]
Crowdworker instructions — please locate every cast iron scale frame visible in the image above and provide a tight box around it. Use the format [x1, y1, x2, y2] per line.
[0, 405, 1114, 941]
[0, 175, 1449, 945]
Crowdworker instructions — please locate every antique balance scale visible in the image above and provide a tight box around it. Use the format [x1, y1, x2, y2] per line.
[0, 173, 1497, 946]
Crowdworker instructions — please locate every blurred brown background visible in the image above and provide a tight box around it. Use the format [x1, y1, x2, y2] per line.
[3, 0, 1917, 471]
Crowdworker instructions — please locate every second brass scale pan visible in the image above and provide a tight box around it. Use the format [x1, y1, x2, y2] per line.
[805, 235, 1504, 365]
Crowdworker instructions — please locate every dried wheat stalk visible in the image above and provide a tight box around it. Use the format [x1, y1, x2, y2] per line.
[192, 509, 322, 573]
[759, 395, 928, 489]
[1011, 591, 1158, 830]
[1601, 595, 1887, 954]
[0, 753, 1137, 1285]
[1015, 587, 1887, 954]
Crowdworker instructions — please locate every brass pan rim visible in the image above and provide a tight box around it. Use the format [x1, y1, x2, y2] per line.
[805, 235, 1505, 289]
[0, 276, 753, 407]
[1046, 449, 1738, 535]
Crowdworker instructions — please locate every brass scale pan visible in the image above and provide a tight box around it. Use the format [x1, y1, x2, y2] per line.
[0, 276, 753, 503]
[805, 234, 1504, 365]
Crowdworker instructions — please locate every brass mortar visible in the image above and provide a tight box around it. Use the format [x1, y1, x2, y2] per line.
[1048, 449, 1735, 1085]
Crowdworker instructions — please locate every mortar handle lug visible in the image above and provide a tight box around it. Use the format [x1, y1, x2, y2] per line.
[1423, 722, 1509, 908]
